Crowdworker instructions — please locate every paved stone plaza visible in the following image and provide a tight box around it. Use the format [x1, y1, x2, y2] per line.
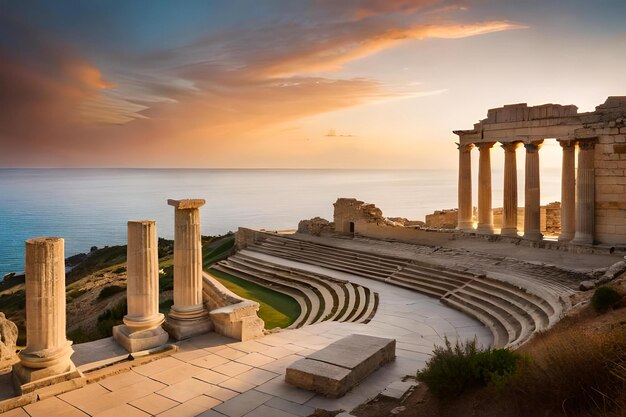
[1, 256, 490, 417]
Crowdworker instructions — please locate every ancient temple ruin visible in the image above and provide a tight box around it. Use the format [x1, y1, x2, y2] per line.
[455, 96, 626, 245]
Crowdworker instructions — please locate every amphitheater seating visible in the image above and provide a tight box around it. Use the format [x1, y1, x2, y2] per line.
[212, 251, 379, 329]
[243, 234, 572, 348]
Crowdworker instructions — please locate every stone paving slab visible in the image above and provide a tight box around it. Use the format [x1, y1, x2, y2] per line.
[0, 257, 493, 417]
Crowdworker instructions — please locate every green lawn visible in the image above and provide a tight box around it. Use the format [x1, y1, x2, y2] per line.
[207, 268, 301, 329]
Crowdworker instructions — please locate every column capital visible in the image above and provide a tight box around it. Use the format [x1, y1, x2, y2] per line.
[500, 141, 521, 152]
[167, 199, 206, 209]
[456, 142, 474, 152]
[558, 139, 576, 149]
[523, 140, 544, 152]
[578, 138, 596, 150]
[475, 142, 496, 150]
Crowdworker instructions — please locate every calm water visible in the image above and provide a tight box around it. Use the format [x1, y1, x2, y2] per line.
[0, 168, 561, 276]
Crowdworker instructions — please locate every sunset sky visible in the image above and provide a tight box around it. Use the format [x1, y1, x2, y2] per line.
[1, 0, 625, 169]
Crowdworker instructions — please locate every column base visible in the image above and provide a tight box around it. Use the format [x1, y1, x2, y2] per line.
[13, 360, 82, 395]
[558, 232, 575, 242]
[571, 233, 593, 245]
[113, 324, 169, 353]
[476, 224, 494, 234]
[457, 222, 474, 232]
[523, 230, 543, 241]
[500, 228, 519, 237]
[165, 309, 213, 341]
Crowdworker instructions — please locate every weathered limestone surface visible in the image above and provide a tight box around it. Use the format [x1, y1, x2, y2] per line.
[501, 142, 519, 236]
[455, 96, 626, 246]
[14, 238, 80, 393]
[113, 221, 168, 352]
[0, 313, 18, 373]
[457, 143, 474, 231]
[165, 199, 213, 340]
[476, 142, 495, 234]
[523, 142, 543, 241]
[298, 217, 334, 236]
[203, 273, 264, 341]
[285, 334, 396, 398]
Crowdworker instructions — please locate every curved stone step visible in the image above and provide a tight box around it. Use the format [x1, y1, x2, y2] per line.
[464, 282, 550, 331]
[221, 260, 328, 325]
[388, 275, 450, 296]
[226, 256, 336, 323]
[441, 295, 511, 348]
[211, 263, 310, 328]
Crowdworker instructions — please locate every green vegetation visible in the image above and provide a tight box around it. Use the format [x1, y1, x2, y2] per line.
[67, 327, 91, 344]
[159, 264, 174, 291]
[159, 298, 174, 314]
[417, 338, 522, 397]
[202, 234, 235, 268]
[208, 268, 300, 329]
[97, 284, 126, 301]
[67, 245, 127, 283]
[591, 285, 622, 312]
[96, 298, 127, 337]
[0, 290, 25, 314]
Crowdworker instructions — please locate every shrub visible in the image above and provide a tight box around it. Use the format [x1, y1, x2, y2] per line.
[417, 338, 521, 397]
[159, 265, 174, 291]
[112, 266, 126, 274]
[591, 286, 622, 313]
[67, 327, 91, 344]
[67, 288, 88, 302]
[96, 298, 127, 337]
[97, 284, 126, 301]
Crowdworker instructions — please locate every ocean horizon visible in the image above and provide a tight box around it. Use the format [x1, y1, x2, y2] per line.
[0, 168, 561, 276]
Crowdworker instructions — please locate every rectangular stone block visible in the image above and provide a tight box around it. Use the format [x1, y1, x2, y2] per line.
[285, 334, 395, 398]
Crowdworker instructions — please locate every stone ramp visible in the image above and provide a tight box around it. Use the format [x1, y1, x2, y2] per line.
[246, 233, 575, 348]
[285, 334, 396, 398]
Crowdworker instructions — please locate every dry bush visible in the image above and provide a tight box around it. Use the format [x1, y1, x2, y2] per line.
[510, 326, 626, 417]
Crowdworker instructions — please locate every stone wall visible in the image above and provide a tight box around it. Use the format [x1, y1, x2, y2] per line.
[425, 209, 458, 229]
[202, 273, 265, 341]
[591, 98, 626, 244]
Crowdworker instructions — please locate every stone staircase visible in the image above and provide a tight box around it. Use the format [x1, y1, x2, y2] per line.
[213, 251, 378, 329]
[244, 234, 574, 348]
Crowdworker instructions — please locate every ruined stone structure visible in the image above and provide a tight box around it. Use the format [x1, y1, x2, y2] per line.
[165, 199, 213, 340]
[455, 96, 626, 245]
[0, 313, 18, 374]
[14, 238, 80, 393]
[113, 220, 168, 352]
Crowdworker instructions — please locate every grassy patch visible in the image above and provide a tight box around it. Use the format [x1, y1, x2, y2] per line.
[97, 285, 126, 301]
[67, 287, 88, 302]
[203, 236, 235, 268]
[208, 268, 300, 329]
[67, 245, 127, 283]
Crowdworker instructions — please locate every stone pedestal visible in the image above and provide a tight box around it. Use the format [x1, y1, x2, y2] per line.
[165, 199, 213, 340]
[457, 144, 474, 231]
[523, 142, 543, 241]
[501, 142, 520, 236]
[477, 142, 495, 234]
[14, 238, 80, 393]
[113, 221, 169, 352]
[572, 140, 596, 245]
[559, 140, 576, 242]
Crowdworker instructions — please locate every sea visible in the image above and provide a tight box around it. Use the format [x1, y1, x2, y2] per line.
[0, 168, 562, 277]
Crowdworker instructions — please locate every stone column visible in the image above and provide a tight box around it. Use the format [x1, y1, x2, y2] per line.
[457, 143, 474, 231]
[165, 199, 212, 340]
[501, 142, 520, 236]
[14, 238, 79, 391]
[558, 140, 576, 241]
[113, 221, 169, 352]
[477, 142, 495, 234]
[523, 141, 543, 241]
[572, 140, 596, 245]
